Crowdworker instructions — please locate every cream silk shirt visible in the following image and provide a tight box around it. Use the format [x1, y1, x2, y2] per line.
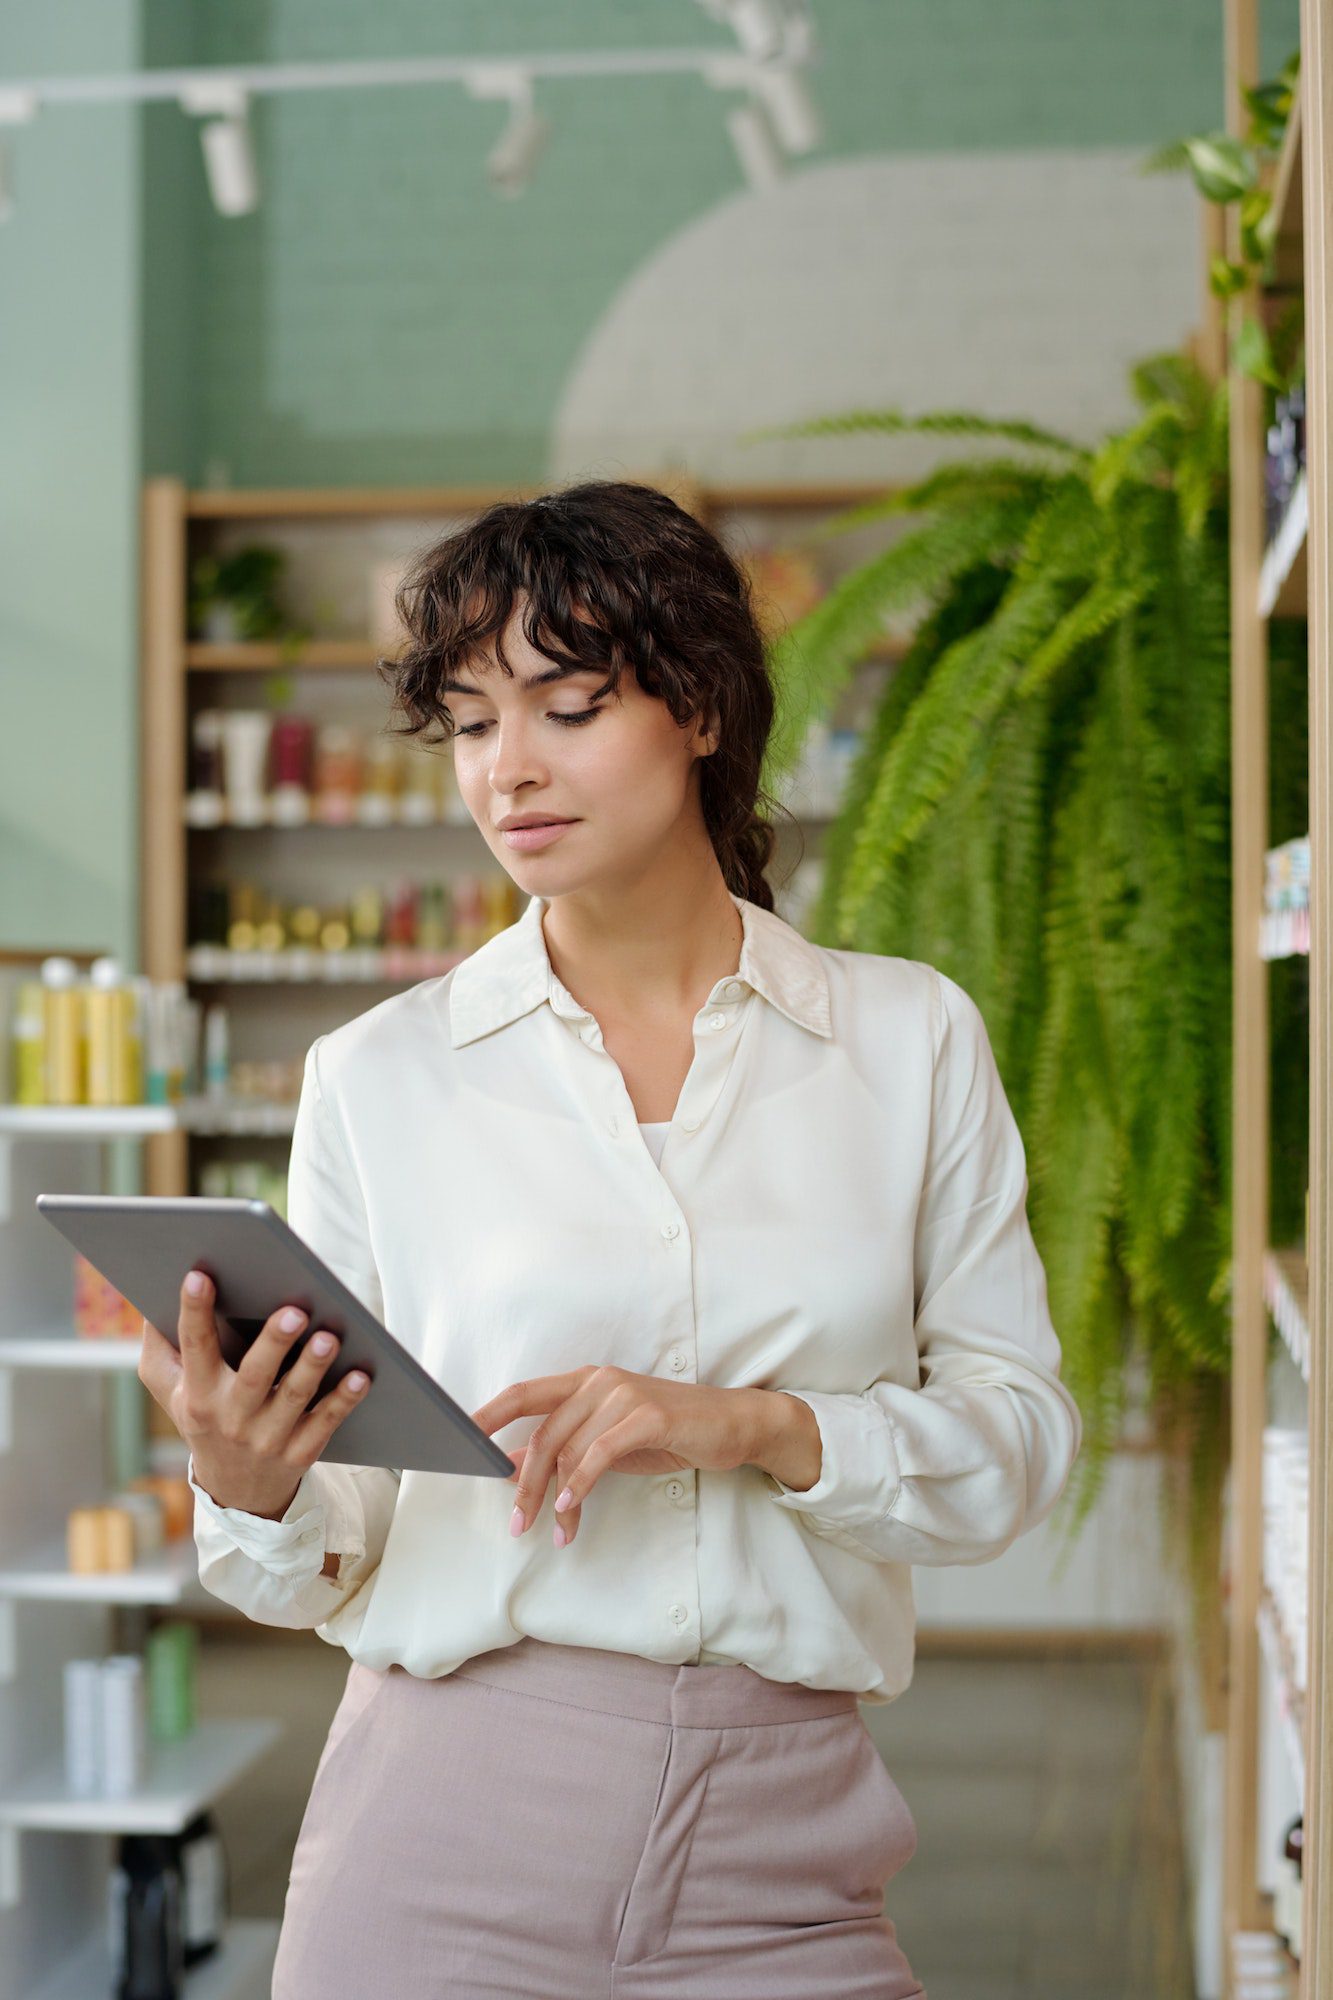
[187, 890, 1082, 1704]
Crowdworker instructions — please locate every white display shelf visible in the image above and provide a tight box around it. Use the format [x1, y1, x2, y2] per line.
[0, 1717, 281, 1834]
[1256, 1595, 1306, 1796]
[178, 1094, 297, 1137]
[1260, 907, 1311, 959]
[1263, 1247, 1311, 1384]
[0, 1335, 141, 1370]
[0, 1106, 178, 1138]
[186, 944, 466, 981]
[0, 1535, 202, 1606]
[186, 799, 471, 830]
[1257, 471, 1308, 619]
[27, 1915, 280, 2000]
[0, 1100, 297, 1138]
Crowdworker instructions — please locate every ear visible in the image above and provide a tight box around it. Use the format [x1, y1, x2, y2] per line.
[692, 702, 721, 758]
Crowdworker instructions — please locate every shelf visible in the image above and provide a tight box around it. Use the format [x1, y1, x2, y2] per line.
[186, 805, 471, 831]
[0, 1105, 178, 1137]
[187, 637, 391, 670]
[0, 1100, 299, 1139]
[185, 636, 906, 672]
[1258, 473, 1308, 620]
[0, 1535, 202, 1606]
[186, 944, 467, 982]
[1263, 1247, 1311, 1383]
[0, 1716, 282, 1833]
[27, 1915, 280, 2000]
[1256, 1595, 1306, 1796]
[0, 1335, 141, 1369]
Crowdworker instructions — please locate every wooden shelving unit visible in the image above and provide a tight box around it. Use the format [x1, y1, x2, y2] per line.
[139, 473, 914, 1207]
[1223, 1, 1330, 1992]
[0, 960, 283, 1996]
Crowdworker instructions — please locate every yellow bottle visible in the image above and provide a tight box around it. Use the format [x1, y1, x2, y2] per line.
[11, 981, 45, 1105]
[40, 956, 85, 1105]
[87, 958, 137, 1106]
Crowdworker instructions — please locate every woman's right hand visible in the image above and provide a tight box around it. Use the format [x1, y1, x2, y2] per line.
[138, 1267, 373, 1521]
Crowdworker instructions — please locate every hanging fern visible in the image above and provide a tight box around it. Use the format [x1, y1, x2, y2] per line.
[749, 359, 1308, 1626]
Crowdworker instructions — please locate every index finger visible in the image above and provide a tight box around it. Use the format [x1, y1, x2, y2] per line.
[470, 1371, 586, 1435]
[175, 1268, 224, 1394]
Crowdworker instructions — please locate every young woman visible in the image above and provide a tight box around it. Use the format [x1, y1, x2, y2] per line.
[142, 480, 1082, 1999]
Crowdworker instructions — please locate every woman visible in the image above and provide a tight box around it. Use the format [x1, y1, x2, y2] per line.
[143, 480, 1082, 1999]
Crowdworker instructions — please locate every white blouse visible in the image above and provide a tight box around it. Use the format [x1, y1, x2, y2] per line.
[187, 890, 1082, 1704]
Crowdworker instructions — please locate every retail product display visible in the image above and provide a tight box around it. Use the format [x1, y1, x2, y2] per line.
[184, 707, 472, 829]
[197, 1156, 289, 1211]
[1264, 377, 1306, 544]
[107, 1809, 229, 1997]
[63, 1655, 148, 1797]
[1261, 1425, 1309, 1694]
[771, 720, 863, 819]
[4, 960, 201, 1108]
[1230, 1928, 1298, 1996]
[1261, 836, 1311, 959]
[186, 869, 519, 977]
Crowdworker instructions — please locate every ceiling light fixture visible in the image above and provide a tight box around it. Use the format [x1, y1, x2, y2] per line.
[179, 81, 259, 216]
[466, 66, 551, 198]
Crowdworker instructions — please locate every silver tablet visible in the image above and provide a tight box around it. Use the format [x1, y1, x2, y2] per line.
[35, 1193, 515, 1482]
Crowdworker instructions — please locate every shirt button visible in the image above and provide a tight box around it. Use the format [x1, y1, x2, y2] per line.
[665, 1479, 685, 1500]
[680, 1115, 699, 1133]
[668, 1350, 687, 1372]
[660, 1220, 680, 1240]
[669, 1604, 688, 1626]
[707, 1011, 727, 1030]
[723, 982, 742, 1000]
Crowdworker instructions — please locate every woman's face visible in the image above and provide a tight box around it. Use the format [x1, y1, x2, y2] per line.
[446, 598, 718, 897]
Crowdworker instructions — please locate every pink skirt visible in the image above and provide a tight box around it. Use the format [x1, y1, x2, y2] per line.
[271, 1634, 925, 2000]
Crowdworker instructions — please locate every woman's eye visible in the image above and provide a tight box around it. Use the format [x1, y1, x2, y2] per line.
[454, 707, 601, 739]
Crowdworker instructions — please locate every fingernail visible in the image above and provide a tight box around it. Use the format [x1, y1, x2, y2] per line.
[554, 1524, 568, 1548]
[186, 1272, 206, 1297]
[509, 1506, 525, 1537]
[280, 1309, 305, 1332]
[311, 1332, 333, 1354]
[555, 1487, 573, 1512]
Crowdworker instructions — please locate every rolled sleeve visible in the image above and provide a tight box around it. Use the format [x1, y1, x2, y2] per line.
[189, 1036, 400, 1631]
[766, 967, 1082, 1567]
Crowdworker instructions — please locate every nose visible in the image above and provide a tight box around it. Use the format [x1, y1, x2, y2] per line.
[485, 713, 550, 802]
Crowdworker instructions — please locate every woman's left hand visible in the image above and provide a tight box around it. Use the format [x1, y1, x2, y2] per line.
[469, 1366, 762, 1548]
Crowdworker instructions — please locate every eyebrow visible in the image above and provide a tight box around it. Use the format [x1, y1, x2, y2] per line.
[442, 661, 602, 696]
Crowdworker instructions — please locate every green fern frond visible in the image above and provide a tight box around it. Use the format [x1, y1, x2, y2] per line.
[738, 406, 1089, 459]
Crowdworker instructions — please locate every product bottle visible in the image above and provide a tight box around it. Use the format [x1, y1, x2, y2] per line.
[10, 981, 45, 1105]
[87, 958, 137, 1106]
[1273, 1812, 1302, 1952]
[40, 955, 85, 1105]
[107, 1833, 186, 2000]
[202, 1003, 230, 1101]
[177, 1808, 229, 1967]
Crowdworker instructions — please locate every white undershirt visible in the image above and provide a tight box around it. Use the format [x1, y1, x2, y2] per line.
[637, 1120, 671, 1167]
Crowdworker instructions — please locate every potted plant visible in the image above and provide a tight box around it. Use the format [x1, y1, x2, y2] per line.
[189, 544, 310, 659]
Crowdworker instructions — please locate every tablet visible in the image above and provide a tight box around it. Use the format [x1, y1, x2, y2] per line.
[35, 1193, 516, 1483]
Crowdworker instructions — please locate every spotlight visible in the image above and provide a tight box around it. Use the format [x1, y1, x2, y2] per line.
[467, 66, 550, 198]
[179, 81, 259, 217]
[750, 66, 822, 154]
[725, 100, 785, 191]
[0, 89, 38, 224]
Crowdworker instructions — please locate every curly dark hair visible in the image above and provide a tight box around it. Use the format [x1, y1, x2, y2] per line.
[375, 479, 792, 911]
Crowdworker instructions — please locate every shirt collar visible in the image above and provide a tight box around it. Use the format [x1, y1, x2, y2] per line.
[447, 890, 832, 1048]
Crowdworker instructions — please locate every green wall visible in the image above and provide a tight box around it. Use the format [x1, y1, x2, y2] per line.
[0, 3, 144, 963]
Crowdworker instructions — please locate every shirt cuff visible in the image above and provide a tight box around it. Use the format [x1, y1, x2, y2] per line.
[187, 1454, 329, 1584]
[762, 1390, 904, 1529]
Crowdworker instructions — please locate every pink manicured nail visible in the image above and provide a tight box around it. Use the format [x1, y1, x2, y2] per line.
[510, 1506, 525, 1537]
[555, 1487, 573, 1512]
[554, 1524, 568, 1548]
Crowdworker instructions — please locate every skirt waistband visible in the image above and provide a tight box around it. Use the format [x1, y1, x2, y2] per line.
[444, 1634, 862, 1730]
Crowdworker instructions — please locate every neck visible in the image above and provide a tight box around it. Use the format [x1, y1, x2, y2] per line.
[539, 859, 744, 1024]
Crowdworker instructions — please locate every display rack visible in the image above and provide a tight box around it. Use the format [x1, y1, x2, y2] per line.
[1222, 0, 1331, 1992]
[138, 471, 909, 1204]
[0, 955, 282, 1998]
